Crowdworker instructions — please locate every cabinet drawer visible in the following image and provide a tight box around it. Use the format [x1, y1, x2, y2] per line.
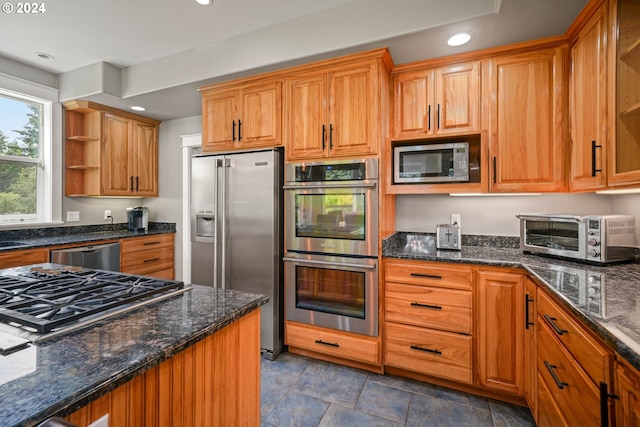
[121, 246, 174, 276]
[385, 260, 472, 290]
[536, 371, 570, 427]
[121, 234, 173, 253]
[537, 290, 611, 385]
[0, 249, 49, 269]
[385, 322, 472, 383]
[285, 322, 379, 365]
[537, 317, 600, 427]
[386, 283, 472, 333]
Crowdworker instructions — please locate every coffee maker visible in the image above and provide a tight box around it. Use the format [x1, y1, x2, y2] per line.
[127, 206, 149, 232]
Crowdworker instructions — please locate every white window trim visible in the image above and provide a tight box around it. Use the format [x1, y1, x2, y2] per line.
[0, 72, 62, 228]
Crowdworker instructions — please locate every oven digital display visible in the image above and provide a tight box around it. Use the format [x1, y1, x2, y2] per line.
[294, 163, 366, 182]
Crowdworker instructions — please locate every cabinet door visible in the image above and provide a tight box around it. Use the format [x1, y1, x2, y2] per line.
[328, 63, 378, 158]
[616, 359, 640, 427]
[477, 270, 524, 395]
[132, 121, 158, 196]
[393, 70, 434, 138]
[524, 277, 538, 420]
[488, 47, 566, 192]
[202, 90, 237, 152]
[286, 73, 327, 160]
[435, 61, 481, 134]
[240, 81, 282, 148]
[0, 248, 48, 269]
[102, 113, 133, 196]
[569, 4, 608, 191]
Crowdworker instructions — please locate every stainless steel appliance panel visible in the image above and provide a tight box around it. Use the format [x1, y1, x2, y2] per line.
[190, 149, 283, 359]
[50, 242, 120, 272]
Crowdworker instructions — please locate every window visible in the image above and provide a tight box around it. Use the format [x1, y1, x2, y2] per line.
[0, 73, 61, 227]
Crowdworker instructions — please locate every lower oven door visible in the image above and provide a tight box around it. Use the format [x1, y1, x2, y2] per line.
[283, 252, 378, 337]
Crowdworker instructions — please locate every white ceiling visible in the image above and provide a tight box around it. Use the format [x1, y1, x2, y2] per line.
[0, 0, 589, 121]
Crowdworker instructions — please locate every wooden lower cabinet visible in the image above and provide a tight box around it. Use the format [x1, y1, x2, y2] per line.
[476, 269, 524, 396]
[523, 277, 538, 420]
[536, 370, 570, 427]
[121, 234, 175, 279]
[285, 321, 380, 368]
[0, 248, 49, 269]
[66, 309, 260, 427]
[615, 357, 640, 427]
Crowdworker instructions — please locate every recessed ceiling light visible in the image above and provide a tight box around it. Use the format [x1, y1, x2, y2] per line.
[131, 106, 146, 112]
[36, 52, 54, 60]
[195, 0, 212, 5]
[446, 32, 473, 47]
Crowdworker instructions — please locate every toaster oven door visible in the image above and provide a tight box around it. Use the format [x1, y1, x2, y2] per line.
[518, 215, 587, 259]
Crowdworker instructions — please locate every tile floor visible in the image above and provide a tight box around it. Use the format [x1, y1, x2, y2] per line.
[261, 352, 535, 427]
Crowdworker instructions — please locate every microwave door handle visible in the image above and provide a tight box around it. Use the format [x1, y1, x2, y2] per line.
[283, 182, 377, 190]
[283, 256, 376, 270]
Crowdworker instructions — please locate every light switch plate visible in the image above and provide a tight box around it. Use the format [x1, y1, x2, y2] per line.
[66, 211, 80, 222]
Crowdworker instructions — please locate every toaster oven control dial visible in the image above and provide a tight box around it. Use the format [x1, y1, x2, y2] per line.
[588, 249, 600, 257]
[588, 238, 600, 246]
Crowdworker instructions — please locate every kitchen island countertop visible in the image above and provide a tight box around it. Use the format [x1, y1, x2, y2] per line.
[0, 281, 268, 427]
[383, 232, 640, 373]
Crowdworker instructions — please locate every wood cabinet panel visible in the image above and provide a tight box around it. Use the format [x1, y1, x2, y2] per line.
[102, 113, 133, 196]
[132, 121, 158, 196]
[285, 73, 327, 159]
[615, 357, 640, 427]
[385, 259, 472, 290]
[121, 234, 175, 279]
[67, 309, 260, 427]
[385, 321, 472, 384]
[0, 248, 49, 269]
[285, 321, 380, 365]
[385, 282, 472, 333]
[476, 270, 524, 395]
[202, 89, 237, 151]
[536, 371, 570, 427]
[569, 3, 608, 191]
[487, 47, 566, 192]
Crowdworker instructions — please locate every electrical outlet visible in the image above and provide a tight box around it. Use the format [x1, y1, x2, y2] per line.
[66, 211, 80, 222]
[104, 210, 112, 220]
[451, 213, 461, 226]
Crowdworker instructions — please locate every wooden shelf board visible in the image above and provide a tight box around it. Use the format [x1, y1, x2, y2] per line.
[66, 136, 99, 142]
[66, 165, 99, 170]
[620, 101, 640, 117]
[620, 38, 640, 60]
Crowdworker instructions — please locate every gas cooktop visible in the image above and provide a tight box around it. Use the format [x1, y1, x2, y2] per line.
[0, 264, 188, 340]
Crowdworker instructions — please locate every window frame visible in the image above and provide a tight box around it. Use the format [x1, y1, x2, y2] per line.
[0, 72, 62, 228]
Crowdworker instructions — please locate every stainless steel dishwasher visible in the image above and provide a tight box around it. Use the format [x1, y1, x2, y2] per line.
[50, 242, 121, 271]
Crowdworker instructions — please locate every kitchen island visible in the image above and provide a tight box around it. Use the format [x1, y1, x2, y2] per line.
[0, 270, 268, 427]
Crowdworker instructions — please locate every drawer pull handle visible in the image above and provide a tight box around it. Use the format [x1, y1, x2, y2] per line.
[543, 314, 568, 335]
[411, 302, 442, 310]
[410, 273, 442, 280]
[315, 339, 339, 348]
[599, 381, 618, 427]
[410, 345, 442, 355]
[143, 241, 161, 246]
[544, 361, 568, 389]
[144, 258, 161, 263]
[525, 294, 534, 329]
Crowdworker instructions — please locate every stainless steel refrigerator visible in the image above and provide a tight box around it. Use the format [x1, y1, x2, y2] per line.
[190, 148, 283, 359]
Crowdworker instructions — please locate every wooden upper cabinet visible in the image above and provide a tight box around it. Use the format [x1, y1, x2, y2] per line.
[393, 61, 481, 138]
[476, 269, 524, 396]
[63, 100, 159, 197]
[487, 47, 567, 192]
[608, 0, 640, 187]
[201, 80, 282, 152]
[569, 1, 608, 191]
[285, 51, 391, 161]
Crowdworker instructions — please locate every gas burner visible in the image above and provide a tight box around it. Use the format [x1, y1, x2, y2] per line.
[0, 264, 187, 336]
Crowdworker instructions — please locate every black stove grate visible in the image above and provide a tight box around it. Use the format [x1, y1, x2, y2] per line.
[0, 267, 185, 334]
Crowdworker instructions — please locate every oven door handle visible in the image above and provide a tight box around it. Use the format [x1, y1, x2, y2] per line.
[283, 182, 377, 190]
[283, 256, 377, 270]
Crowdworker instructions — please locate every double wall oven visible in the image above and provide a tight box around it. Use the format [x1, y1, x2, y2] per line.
[283, 158, 378, 337]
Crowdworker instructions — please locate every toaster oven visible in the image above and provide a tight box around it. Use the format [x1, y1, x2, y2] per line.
[517, 214, 636, 264]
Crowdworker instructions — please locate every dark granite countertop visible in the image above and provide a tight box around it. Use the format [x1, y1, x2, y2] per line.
[0, 223, 176, 253]
[0, 278, 268, 427]
[383, 232, 640, 373]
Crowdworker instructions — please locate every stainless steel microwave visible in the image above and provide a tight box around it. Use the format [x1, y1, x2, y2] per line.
[517, 214, 637, 264]
[393, 142, 469, 184]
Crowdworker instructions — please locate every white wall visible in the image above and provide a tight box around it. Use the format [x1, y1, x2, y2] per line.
[143, 115, 202, 281]
[395, 192, 640, 244]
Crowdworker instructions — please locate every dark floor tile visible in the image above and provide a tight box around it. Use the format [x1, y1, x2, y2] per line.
[319, 403, 403, 427]
[261, 365, 299, 419]
[489, 400, 536, 427]
[262, 352, 313, 377]
[264, 390, 330, 427]
[407, 393, 494, 427]
[356, 380, 412, 423]
[435, 386, 491, 411]
[292, 360, 369, 407]
[367, 373, 436, 397]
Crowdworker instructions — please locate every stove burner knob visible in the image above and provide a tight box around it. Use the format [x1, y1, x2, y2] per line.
[588, 238, 600, 247]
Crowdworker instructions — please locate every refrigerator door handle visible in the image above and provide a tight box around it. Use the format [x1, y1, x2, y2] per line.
[220, 158, 230, 289]
[212, 159, 222, 289]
